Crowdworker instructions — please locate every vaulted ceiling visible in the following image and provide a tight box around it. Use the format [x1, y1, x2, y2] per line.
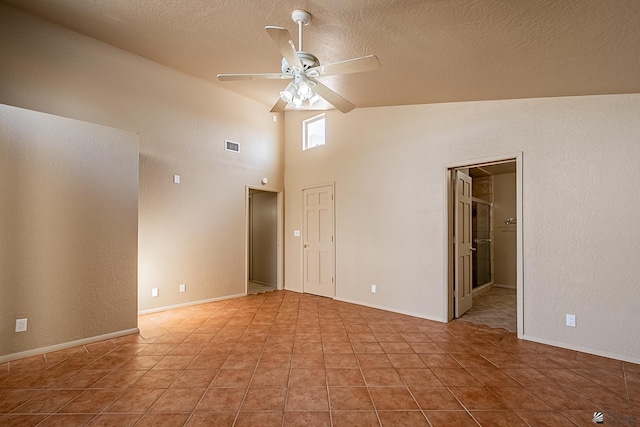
[4, 0, 640, 111]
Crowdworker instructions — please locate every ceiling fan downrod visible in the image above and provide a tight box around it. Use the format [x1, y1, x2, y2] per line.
[291, 9, 311, 52]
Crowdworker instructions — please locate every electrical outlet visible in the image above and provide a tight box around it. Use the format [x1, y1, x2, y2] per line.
[566, 314, 576, 327]
[152, 288, 159, 297]
[179, 284, 186, 293]
[15, 318, 27, 332]
[371, 284, 376, 293]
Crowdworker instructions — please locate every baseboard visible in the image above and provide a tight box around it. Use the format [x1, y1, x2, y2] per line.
[494, 283, 516, 290]
[137, 293, 246, 315]
[472, 282, 494, 296]
[0, 328, 139, 363]
[248, 280, 276, 287]
[333, 297, 445, 323]
[522, 334, 640, 365]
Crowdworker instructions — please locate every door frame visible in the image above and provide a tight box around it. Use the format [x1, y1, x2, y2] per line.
[245, 185, 284, 294]
[301, 182, 336, 298]
[444, 152, 524, 338]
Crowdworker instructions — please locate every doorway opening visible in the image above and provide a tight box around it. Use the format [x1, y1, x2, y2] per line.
[446, 155, 522, 336]
[246, 187, 283, 295]
[472, 198, 492, 290]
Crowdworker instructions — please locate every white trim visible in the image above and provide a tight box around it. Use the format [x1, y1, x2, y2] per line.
[472, 282, 494, 295]
[0, 328, 139, 363]
[494, 284, 517, 290]
[137, 293, 245, 315]
[302, 113, 326, 151]
[301, 182, 336, 192]
[444, 153, 521, 170]
[334, 297, 445, 323]
[248, 280, 275, 287]
[443, 167, 453, 321]
[515, 153, 524, 338]
[277, 191, 284, 290]
[301, 182, 336, 298]
[523, 334, 640, 365]
[443, 152, 523, 337]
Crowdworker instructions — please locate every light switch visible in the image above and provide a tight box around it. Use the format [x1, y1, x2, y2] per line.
[15, 318, 27, 332]
[566, 314, 576, 327]
[173, 175, 181, 184]
[152, 288, 159, 297]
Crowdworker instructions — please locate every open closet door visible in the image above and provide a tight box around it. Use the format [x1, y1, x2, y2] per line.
[455, 170, 473, 317]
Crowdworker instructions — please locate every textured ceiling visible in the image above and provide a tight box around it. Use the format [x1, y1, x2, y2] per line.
[3, 0, 640, 111]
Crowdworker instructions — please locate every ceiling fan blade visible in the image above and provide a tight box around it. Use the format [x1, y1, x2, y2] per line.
[270, 97, 287, 113]
[311, 80, 355, 113]
[217, 73, 292, 81]
[307, 54, 380, 77]
[265, 26, 303, 71]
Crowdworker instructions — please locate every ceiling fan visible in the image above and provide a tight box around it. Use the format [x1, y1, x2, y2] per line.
[217, 9, 380, 113]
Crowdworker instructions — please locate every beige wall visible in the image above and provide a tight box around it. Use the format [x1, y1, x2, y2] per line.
[0, 5, 284, 318]
[493, 172, 517, 288]
[284, 95, 640, 362]
[0, 104, 139, 358]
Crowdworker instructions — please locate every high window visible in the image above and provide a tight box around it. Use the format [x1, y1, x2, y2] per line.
[303, 113, 325, 150]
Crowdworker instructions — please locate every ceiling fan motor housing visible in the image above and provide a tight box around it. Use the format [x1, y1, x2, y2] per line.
[281, 52, 320, 74]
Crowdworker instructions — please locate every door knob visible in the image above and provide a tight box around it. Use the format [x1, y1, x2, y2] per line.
[470, 247, 476, 251]
[303, 244, 309, 248]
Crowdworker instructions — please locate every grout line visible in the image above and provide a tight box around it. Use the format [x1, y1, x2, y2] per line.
[445, 384, 483, 426]
[352, 321, 382, 426]
[323, 322, 337, 427]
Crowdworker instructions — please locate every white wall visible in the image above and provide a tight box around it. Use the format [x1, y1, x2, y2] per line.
[284, 95, 640, 363]
[0, 4, 284, 314]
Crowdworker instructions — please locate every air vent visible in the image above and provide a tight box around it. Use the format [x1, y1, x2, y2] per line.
[225, 140, 240, 153]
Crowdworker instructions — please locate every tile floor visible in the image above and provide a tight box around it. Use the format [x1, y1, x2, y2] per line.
[247, 282, 277, 295]
[1, 290, 638, 426]
[459, 287, 517, 332]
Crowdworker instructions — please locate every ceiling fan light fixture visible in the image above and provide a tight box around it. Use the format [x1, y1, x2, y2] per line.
[280, 74, 321, 109]
[298, 81, 312, 98]
[279, 82, 297, 103]
[308, 93, 321, 107]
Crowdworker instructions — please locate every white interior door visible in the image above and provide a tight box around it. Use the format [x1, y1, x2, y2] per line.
[303, 185, 335, 298]
[455, 170, 473, 317]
